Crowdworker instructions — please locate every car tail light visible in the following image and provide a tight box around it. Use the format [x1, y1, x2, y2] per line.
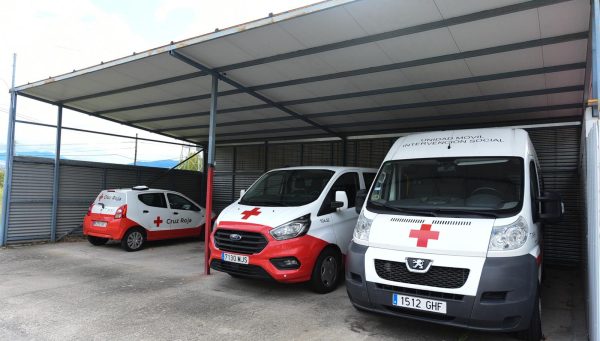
[115, 205, 127, 219]
[87, 202, 94, 216]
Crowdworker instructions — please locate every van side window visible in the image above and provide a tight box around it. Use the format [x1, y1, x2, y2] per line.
[167, 193, 200, 212]
[138, 193, 167, 208]
[363, 172, 377, 189]
[318, 172, 359, 216]
[529, 161, 540, 220]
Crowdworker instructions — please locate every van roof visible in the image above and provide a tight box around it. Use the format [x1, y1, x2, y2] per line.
[385, 128, 532, 161]
[270, 166, 377, 172]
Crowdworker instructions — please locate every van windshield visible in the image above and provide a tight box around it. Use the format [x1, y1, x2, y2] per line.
[367, 157, 524, 217]
[239, 169, 334, 207]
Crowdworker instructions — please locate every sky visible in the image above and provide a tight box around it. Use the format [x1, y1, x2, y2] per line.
[0, 0, 318, 166]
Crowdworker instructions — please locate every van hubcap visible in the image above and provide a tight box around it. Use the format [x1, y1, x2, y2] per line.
[321, 256, 337, 287]
[127, 232, 143, 249]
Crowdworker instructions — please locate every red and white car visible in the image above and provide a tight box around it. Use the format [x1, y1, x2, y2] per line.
[209, 166, 377, 293]
[83, 186, 214, 251]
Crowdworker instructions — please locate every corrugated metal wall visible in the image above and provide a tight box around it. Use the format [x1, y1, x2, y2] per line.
[214, 126, 583, 266]
[6, 156, 204, 244]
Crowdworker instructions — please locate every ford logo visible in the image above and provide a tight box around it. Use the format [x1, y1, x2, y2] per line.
[230, 234, 242, 241]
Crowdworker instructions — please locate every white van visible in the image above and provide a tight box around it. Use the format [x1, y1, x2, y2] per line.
[345, 128, 563, 340]
[209, 166, 377, 293]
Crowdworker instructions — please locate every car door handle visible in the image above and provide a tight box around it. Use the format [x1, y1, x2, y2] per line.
[143, 210, 149, 214]
[173, 212, 179, 215]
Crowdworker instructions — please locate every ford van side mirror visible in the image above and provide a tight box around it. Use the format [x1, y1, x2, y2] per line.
[240, 189, 246, 198]
[355, 189, 368, 214]
[332, 191, 348, 211]
[537, 191, 564, 223]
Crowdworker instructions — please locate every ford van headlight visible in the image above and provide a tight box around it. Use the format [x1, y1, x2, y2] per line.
[270, 214, 311, 241]
[488, 216, 528, 251]
[353, 211, 372, 244]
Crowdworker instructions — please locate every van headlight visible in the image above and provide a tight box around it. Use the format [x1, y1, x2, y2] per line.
[488, 216, 528, 251]
[353, 211, 372, 244]
[270, 214, 311, 241]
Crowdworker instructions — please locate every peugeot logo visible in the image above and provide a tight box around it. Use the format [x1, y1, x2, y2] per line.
[405, 257, 433, 273]
[229, 234, 242, 241]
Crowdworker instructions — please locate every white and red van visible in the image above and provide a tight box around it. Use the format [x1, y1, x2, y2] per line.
[346, 128, 563, 341]
[209, 166, 377, 293]
[83, 186, 214, 251]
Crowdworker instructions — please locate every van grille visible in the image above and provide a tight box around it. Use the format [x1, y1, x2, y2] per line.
[374, 259, 469, 289]
[214, 229, 268, 254]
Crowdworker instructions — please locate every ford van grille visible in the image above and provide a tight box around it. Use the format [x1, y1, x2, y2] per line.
[214, 229, 268, 254]
[374, 259, 469, 289]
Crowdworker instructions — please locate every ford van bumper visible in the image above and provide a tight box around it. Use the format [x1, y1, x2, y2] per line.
[209, 226, 328, 283]
[345, 241, 538, 332]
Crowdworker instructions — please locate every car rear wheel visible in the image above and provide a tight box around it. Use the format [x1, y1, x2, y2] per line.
[121, 228, 146, 252]
[87, 235, 108, 246]
[309, 247, 342, 294]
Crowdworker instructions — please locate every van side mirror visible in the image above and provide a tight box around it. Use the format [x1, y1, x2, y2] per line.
[331, 191, 348, 211]
[355, 189, 368, 214]
[537, 191, 564, 223]
[240, 189, 246, 198]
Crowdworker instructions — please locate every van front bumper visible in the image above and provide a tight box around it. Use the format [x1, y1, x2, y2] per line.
[345, 241, 538, 332]
[209, 228, 328, 283]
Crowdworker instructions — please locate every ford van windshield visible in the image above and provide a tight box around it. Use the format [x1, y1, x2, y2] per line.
[367, 157, 524, 217]
[239, 169, 335, 207]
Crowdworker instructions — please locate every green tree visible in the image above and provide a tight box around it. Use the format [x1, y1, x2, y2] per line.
[177, 151, 203, 172]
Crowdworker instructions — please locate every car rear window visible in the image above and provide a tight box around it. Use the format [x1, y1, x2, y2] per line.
[97, 191, 125, 207]
[138, 193, 167, 208]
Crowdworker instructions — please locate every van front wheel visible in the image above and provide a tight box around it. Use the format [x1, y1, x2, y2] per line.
[309, 247, 341, 294]
[121, 228, 146, 252]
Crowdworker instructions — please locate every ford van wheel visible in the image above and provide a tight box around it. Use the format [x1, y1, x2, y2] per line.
[309, 247, 341, 294]
[121, 228, 146, 252]
[518, 293, 542, 341]
[87, 236, 108, 246]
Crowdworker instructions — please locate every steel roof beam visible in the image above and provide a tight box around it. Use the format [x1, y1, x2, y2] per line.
[147, 63, 585, 130]
[56, 0, 572, 103]
[169, 50, 344, 139]
[184, 102, 581, 140]
[101, 32, 586, 118]
[167, 85, 583, 134]
[198, 113, 581, 145]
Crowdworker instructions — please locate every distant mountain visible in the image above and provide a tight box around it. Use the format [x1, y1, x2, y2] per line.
[0, 151, 177, 169]
[129, 159, 179, 168]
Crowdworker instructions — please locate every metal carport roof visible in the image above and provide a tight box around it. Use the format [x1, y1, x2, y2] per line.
[15, 0, 590, 145]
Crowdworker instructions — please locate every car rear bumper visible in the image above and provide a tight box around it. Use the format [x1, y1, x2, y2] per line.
[345, 241, 538, 332]
[83, 215, 127, 240]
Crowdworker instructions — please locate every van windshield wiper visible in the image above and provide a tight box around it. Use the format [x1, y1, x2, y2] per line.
[369, 202, 437, 217]
[430, 208, 499, 218]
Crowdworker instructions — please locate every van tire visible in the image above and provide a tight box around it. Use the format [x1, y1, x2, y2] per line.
[309, 247, 342, 294]
[87, 235, 108, 246]
[517, 292, 542, 341]
[121, 227, 146, 252]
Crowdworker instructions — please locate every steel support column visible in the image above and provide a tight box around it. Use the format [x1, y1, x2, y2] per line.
[594, 0, 600, 117]
[1, 54, 17, 246]
[204, 75, 218, 275]
[50, 105, 63, 242]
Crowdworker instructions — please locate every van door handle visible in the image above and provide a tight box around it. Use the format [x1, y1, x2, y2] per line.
[143, 210, 149, 214]
[173, 212, 179, 215]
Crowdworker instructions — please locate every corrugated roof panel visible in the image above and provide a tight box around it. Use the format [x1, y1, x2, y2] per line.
[542, 39, 588, 66]
[433, 0, 527, 18]
[465, 46, 544, 75]
[544, 69, 585, 87]
[448, 9, 541, 52]
[344, 0, 441, 35]
[401, 60, 472, 84]
[477, 74, 547, 94]
[538, 0, 590, 38]
[375, 28, 460, 64]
